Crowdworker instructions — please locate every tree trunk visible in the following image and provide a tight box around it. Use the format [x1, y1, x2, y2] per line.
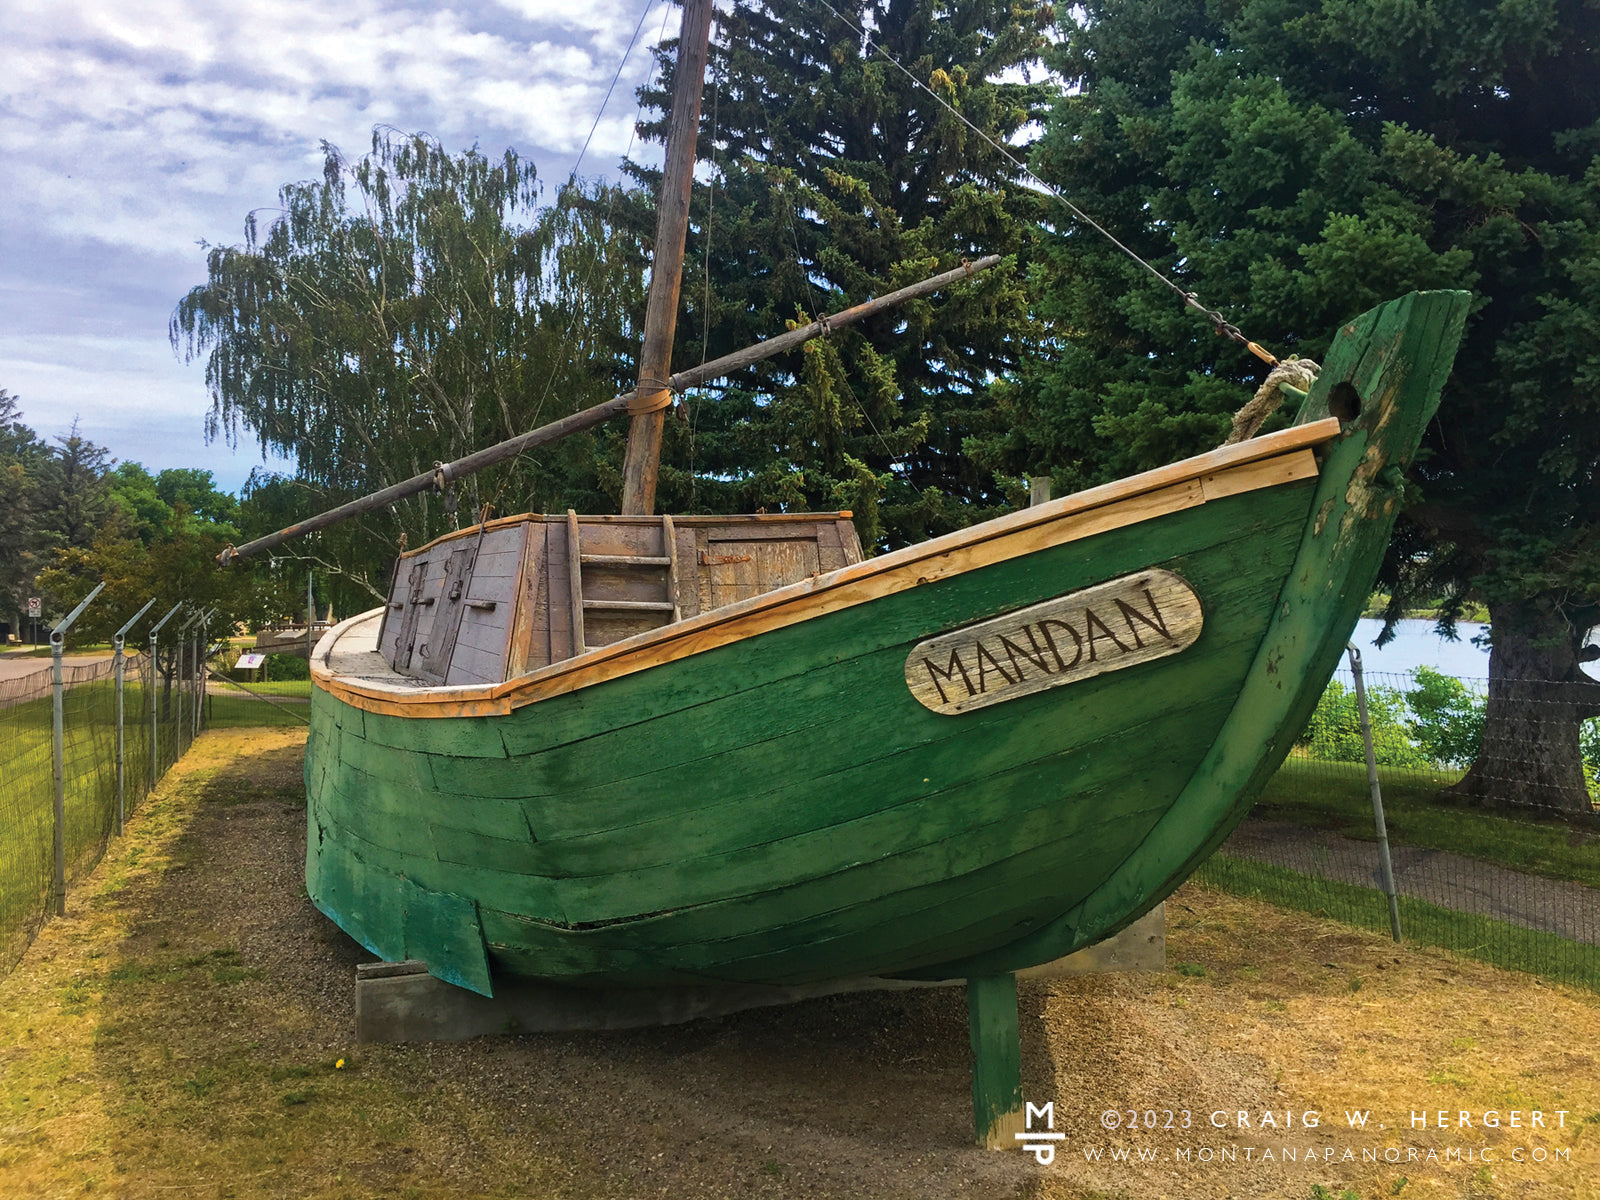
[1447, 599, 1600, 813]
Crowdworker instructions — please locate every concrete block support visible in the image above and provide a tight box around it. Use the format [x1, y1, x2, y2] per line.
[354, 904, 1165, 1044]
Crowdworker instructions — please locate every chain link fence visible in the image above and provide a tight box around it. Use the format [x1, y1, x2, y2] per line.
[1199, 665, 1600, 990]
[0, 638, 301, 974]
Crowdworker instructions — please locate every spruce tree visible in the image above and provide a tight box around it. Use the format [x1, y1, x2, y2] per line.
[1021, 0, 1600, 811]
[630, 0, 1052, 548]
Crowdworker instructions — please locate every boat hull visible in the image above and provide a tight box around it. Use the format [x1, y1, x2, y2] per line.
[305, 290, 1471, 996]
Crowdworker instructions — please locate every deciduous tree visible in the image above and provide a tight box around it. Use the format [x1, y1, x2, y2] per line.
[171, 132, 646, 610]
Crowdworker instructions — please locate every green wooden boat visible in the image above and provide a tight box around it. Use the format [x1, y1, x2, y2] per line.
[205, 0, 1471, 1148]
[305, 289, 1470, 1010]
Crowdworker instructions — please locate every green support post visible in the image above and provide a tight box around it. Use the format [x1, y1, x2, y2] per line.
[966, 973, 1024, 1149]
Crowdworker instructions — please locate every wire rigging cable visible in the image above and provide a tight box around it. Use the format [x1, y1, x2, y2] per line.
[565, 0, 662, 183]
[798, 0, 1280, 365]
[489, 0, 670, 512]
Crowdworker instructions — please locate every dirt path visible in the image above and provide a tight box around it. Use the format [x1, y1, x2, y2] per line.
[2, 730, 1597, 1199]
[1223, 818, 1600, 945]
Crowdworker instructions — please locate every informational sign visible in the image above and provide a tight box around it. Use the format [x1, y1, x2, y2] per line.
[26, 597, 41, 618]
[234, 652, 266, 670]
[904, 569, 1204, 715]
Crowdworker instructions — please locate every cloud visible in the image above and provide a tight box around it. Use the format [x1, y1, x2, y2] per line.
[0, 0, 673, 482]
[1, 0, 672, 255]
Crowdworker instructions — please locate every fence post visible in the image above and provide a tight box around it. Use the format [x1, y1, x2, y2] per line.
[176, 624, 186, 761]
[148, 602, 183, 790]
[1347, 643, 1403, 942]
[197, 608, 216, 739]
[112, 598, 157, 838]
[175, 611, 200, 761]
[50, 582, 105, 917]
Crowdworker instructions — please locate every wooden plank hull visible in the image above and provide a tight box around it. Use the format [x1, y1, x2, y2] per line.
[305, 291, 1471, 996]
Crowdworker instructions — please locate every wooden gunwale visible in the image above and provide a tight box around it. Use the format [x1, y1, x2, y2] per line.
[397, 509, 858, 560]
[312, 419, 1339, 718]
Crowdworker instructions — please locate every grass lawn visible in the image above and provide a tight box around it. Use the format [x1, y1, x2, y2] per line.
[1256, 754, 1600, 889]
[209, 677, 313, 697]
[207, 692, 312, 730]
[0, 675, 260, 969]
[0, 682, 164, 970]
[1196, 854, 1600, 992]
[3, 642, 116, 657]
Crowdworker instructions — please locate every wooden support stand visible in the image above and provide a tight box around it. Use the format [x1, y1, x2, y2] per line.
[966, 973, 1025, 1149]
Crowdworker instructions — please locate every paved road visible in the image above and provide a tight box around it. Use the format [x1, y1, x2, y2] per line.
[0, 652, 113, 683]
[1222, 818, 1600, 946]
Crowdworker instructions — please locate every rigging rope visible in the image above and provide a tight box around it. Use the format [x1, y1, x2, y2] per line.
[565, 0, 660, 183]
[1224, 358, 1319, 444]
[801, 0, 1280, 366]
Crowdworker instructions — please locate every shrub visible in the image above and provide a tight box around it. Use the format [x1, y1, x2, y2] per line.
[1406, 665, 1485, 768]
[1582, 718, 1599, 799]
[1300, 679, 1432, 768]
[263, 653, 310, 681]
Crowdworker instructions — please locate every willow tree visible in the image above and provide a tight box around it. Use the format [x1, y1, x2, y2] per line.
[629, 0, 1052, 548]
[1018, 0, 1600, 811]
[172, 131, 647, 606]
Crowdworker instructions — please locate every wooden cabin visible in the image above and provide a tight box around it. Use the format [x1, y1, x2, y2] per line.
[375, 512, 864, 687]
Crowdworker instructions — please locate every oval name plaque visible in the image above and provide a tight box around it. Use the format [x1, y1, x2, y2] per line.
[904, 568, 1203, 715]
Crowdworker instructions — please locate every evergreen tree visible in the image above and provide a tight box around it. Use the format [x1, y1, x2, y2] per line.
[42, 420, 113, 553]
[1020, 0, 1600, 812]
[0, 389, 49, 631]
[630, 0, 1052, 548]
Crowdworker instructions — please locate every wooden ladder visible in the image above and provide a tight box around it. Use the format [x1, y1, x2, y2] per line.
[565, 510, 683, 655]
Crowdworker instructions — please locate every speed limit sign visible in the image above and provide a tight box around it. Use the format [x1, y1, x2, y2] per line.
[26, 597, 40, 618]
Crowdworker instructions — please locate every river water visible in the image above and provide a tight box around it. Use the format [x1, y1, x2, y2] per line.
[1347, 618, 1600, 684]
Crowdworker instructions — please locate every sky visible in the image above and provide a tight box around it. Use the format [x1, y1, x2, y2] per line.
[0, 0, 674, 493]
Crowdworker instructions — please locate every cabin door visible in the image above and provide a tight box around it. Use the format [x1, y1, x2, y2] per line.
[381, 557, 439, 672]
[704, 538, 823, 609]
[415, 544, 477, 683]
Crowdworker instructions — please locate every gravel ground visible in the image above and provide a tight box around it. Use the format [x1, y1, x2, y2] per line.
[130, 729, 1037, 1199]
[8, 728, 1598, 1199]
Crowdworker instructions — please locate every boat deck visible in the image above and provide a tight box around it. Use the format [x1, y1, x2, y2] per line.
[316, 418, 1343, 712]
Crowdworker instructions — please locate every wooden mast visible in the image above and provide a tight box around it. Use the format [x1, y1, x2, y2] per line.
[620, 0, 715, 516]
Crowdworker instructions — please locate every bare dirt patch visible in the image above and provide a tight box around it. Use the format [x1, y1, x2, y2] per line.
[2, 728, 1597, 1199]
